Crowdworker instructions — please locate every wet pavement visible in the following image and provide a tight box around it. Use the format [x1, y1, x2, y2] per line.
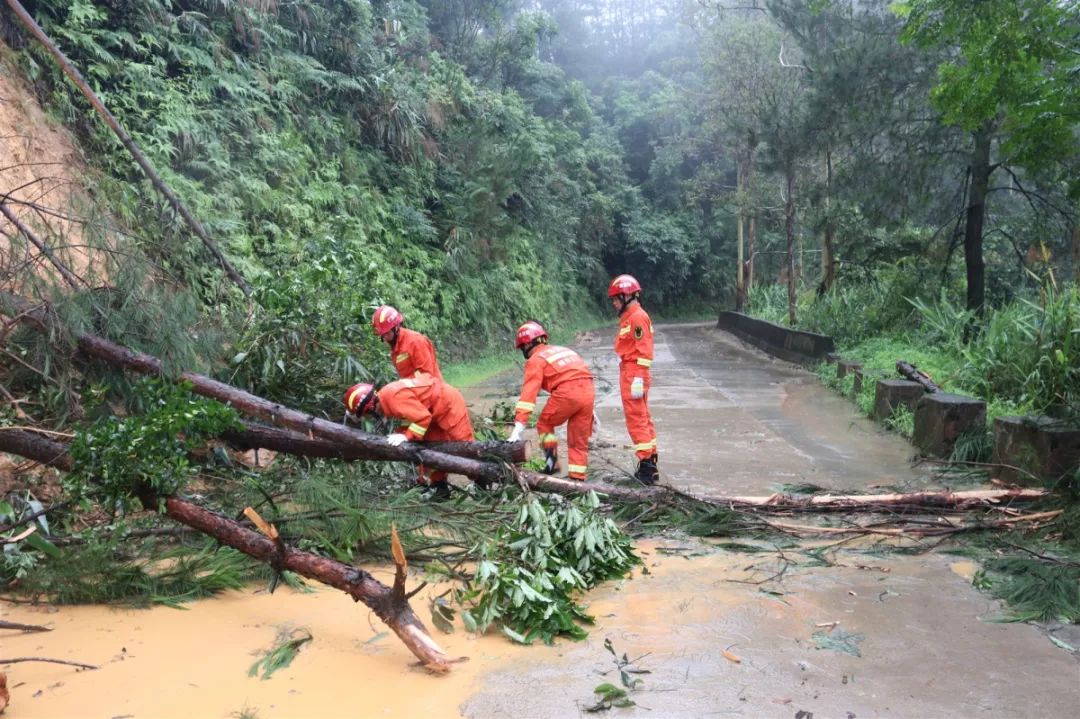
[3, 322, 1078, 718]
[461, 321, 1080, 718]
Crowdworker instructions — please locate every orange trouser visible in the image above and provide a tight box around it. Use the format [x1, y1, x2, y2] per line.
[536, 378, 595, 480]
[619, 363, 657, 460]
[416, 390, 474, 486]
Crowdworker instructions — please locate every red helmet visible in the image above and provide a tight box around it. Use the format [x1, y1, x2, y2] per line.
[344, 383, 376, 415]
[515, 321, 548, 349]
[608, 274, 642, 298]
[372, 305, 403, 337]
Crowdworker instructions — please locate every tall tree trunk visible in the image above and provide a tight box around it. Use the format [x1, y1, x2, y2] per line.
[785, 164, 797, 326]
[1071, 221, 1079, 281]
[735, 152, 746, 311]
[747, 214, 757, 300]
[818, 148, 835, 296]
[964, 124, 993, 318]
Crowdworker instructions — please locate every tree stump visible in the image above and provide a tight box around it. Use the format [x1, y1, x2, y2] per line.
[837, 359, 862, 379]
[913, 392, 986, 458]
[873, 379, 923, 422]
[993, 416, 1080, 486]
[852, 368, 865, 395]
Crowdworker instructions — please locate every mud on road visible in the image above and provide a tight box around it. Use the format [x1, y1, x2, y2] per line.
[3, 322, 1078, 718]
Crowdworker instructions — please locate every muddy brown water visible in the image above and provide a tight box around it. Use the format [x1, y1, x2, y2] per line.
[3, 323, 1078, 717]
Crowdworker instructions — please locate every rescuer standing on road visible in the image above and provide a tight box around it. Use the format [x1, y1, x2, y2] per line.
[344, 374, 473, 499]
[507, 321, 595, 481]
[608, 274, 659, 484]
[371, 305, 443, 380]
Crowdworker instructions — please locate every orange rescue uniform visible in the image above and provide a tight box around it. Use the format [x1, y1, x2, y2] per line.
[614, 301, 657, 459]
[390, 327, 442, 380]
[514, 345, 595, 480]
[378, 373, 473, 485]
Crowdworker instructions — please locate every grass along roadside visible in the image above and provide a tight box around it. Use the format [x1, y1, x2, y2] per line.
[443, 312, 610, 388]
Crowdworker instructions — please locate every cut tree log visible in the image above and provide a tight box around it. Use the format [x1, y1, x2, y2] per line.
[0, 429, 455, 672]
[896, 360, 940, 393]
[224, 422, 528, 464]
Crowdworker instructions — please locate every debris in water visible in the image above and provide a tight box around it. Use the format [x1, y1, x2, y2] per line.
[248, 628, 312, 680]
[811, 626, 864, 657]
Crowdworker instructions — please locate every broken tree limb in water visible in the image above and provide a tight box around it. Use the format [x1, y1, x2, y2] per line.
[765, 509, 1063, 538]
[0, 429, 455, 672]
[0, 620, 51, 633]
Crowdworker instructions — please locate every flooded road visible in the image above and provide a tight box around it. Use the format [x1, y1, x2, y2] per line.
[4, 322, 1078, 717]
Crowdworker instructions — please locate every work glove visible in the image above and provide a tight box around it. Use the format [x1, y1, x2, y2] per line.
[508, 421, 526, 443]
[630, 376, 645, 400]
[386, 433, 408, 447]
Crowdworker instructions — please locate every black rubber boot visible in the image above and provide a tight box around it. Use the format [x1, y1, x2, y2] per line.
[635, 454, 659, 485]
[542, 448, 560, 475]
[423, 482, 453, 501]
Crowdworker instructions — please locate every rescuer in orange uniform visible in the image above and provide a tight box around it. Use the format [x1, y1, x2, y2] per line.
[344, 374, 473, 499]
[608, 274, 659, 484]
[371, 305, 442, 380]
[507, 321, 595, 480]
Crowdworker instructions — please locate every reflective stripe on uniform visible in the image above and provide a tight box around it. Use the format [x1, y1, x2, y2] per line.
[633, 439, 656, 452]
[539, 433, 558, 446]
[618, 325, 631, 336]
[636, 358, 652, 367]
[515, 401, 536, 412]
[396, 352, 410, 363]
[567, 464, 587, 475]
[543, 349, 576, 364]
[408, 423, 427, 437]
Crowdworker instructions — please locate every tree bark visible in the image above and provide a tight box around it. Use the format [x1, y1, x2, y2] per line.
[817, 148, 835, 296]
[735, 151, 747, 311]
[224, 422, 528, 464]
[785, 164, 797, 326]
[0, 202, 84, 289]
[2, 0, 250, 297]
[895, 361, 940, 393]
[747, 214, 757, 299]
[0, 429, 454, 671]
[964, 124, 993, 318]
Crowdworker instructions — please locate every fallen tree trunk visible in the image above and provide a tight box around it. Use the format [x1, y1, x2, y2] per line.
[0, 291, 509, 483]
[0, 293, 1053, 511]
[896, 360, 940, 393]
[224, 422, 528, 464]
[0, 429, 454, 671]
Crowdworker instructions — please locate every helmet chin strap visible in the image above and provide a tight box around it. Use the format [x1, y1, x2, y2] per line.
[617, 295, 634, 315]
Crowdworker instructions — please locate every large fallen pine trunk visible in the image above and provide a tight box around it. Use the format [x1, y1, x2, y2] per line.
[1, 292, 515, 483]
[225, 422, 528, 464]
[0, 429, 454, 672]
